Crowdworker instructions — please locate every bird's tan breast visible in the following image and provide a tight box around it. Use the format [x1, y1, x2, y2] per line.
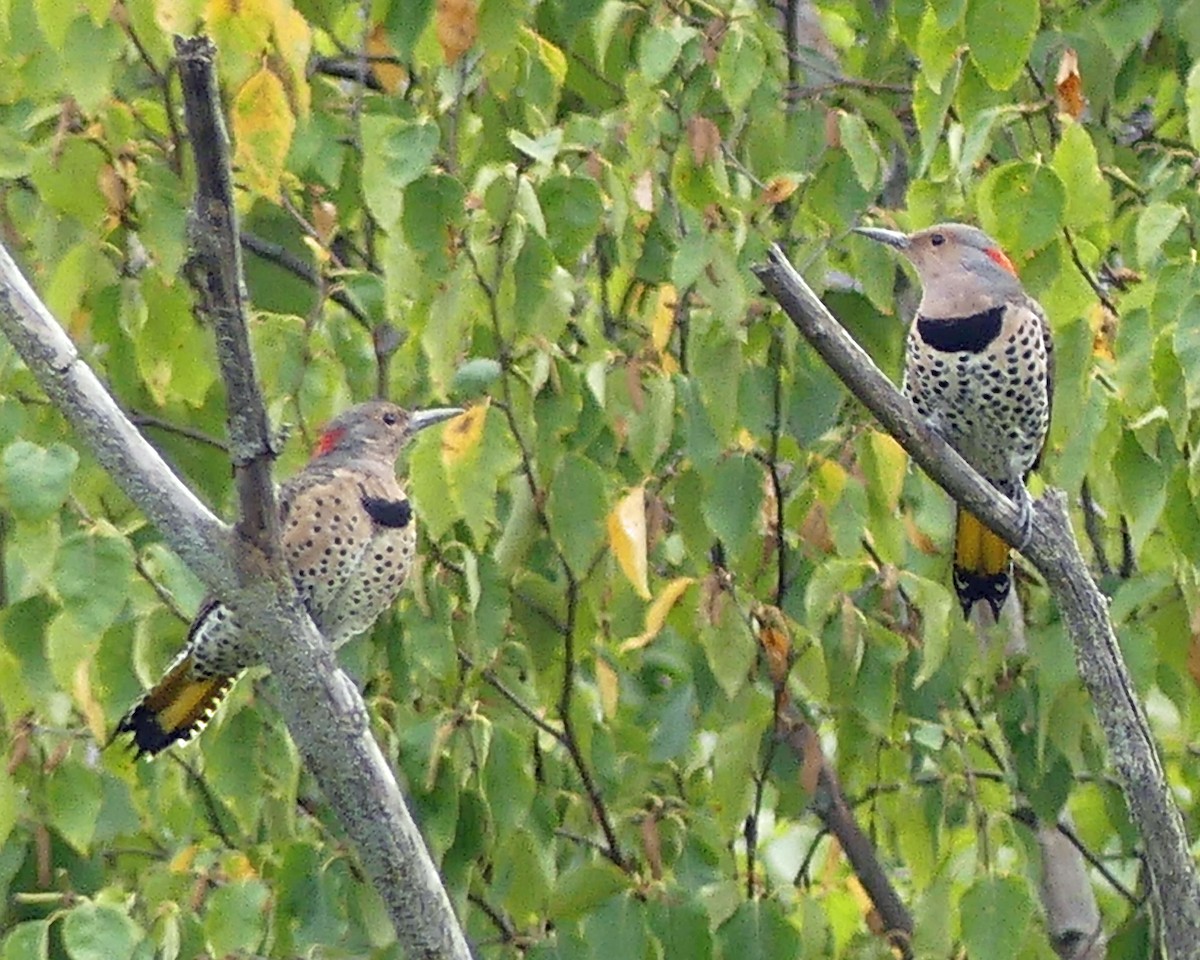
[279, 469, 415, 644]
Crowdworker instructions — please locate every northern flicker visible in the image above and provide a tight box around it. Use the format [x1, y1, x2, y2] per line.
[855, 223, 1054, 618]
[114, 400, 461, 757]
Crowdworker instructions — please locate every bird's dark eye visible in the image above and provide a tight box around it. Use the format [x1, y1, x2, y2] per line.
[930, 233, 945, 246]
[382, 411, 399, 426]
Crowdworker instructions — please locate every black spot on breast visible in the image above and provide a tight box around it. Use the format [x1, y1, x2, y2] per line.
[918, 306, 1004, 353]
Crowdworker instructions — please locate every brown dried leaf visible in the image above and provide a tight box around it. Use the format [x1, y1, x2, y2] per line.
[824, 109, 842, 148]
[1054, 48, 1086, 121]
[641, 814, 664, 880]
[760, 175, 799, 206]
[754, 604, 793, 686]
[687, 116, 721, 165]
[367, 25, 408, 94]
[436, 0, 478, 65]
[799, 723, 823, 796]
[1089, 302, 1117, 361]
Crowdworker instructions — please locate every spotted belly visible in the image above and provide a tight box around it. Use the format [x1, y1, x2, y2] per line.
[317, 523, 417, 646]
[903, 317, 1049, 486]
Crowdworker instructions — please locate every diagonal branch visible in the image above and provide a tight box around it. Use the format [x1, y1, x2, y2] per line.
[0, 248, 231, 586]
[753, 244, 1200, 959]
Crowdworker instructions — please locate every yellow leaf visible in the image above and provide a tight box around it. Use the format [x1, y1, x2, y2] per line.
[596, 658, 619, 719]
[441, 399, 489, 466]
[608, 486, 650, 599]
[269, 1, 313, 116]
[231, 66, 296, 202]
[866, 430, 907, 511]
[169, 845, 199, 873]
[436, 0, 477, 64]
[652, 284, 676, 356]
[619, 577, 695, 652]
[222, 851, 257, 880]
[71, 660, 105, 744]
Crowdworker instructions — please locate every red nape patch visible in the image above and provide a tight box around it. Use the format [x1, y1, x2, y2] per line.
[314, 426, 346, 457]
[985, 247, 1017, 275]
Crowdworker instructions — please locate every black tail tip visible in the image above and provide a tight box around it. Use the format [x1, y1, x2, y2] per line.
[953, 567, 1010, 620]
[110, 707, 178, 760]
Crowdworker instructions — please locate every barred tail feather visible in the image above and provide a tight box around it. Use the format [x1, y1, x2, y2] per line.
[112, 654, 238, 759]
[953, 507, 1011, 619]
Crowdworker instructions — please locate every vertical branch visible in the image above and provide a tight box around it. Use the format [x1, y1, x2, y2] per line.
[174, 37, 279, 560]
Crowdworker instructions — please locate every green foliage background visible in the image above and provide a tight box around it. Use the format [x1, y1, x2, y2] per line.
[0, 0, 1194, 956]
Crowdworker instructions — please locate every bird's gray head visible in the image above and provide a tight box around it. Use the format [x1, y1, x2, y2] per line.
[855, 222, 1024, 311]
[312, 400, 463, 463]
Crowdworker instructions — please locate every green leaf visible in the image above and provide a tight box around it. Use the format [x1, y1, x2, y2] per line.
[717, 27, 765, 111]
[509, 128, 564, 165]
[965, 0, 1039, 90]
[483, 727, 535, 829]
[275, 844, 347, 951]
[976, 161, 1065, 254]
[402, 173, 466, 275]
[1188, 63, 1200, 153]
[1135, 202, 1184, 267]
[638, 26, 685, 86]
[133, 278, 216, 406]
[63, 19, 120, 113]
[547, 453, 608, 576]
[53, 528, 134, 635]
[62, 903, 139, 960]
[715, 899, 802, 960]
[584, 895, 650, 960]
[1051, 123, 1111, 230]
[647, 897, 713, 960]
[3, 921, 49, 960]
[838, 112, 880, 192]
[451, 357, 503, 398]
[959, 875, 1034, 960]
[0, 769, 18, 849]
[384, 0, 433, 58]
[701, 454, 763, 557]
[549, 861, 627, 921]
[30, 139, 107, 225]
[361, 117, 440, 226]
[1114, 431, 1166, 554]
[204, 880, 270, 957]
[47, 762, 103, 854]
[537, 175, 604, 265]
[0, 441, 77, 522]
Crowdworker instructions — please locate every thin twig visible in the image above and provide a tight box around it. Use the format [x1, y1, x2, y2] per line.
[130, 410, 229, 451]
[1062, 227, 1119, 318]
[1079, 479, 1113, 580]
[239, 232, 372, 328]
[170, 754, 238, 848]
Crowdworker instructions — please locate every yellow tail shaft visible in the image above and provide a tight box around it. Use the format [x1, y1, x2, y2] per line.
[112, 655, 237, 759]
[952, 507, 1012, 619]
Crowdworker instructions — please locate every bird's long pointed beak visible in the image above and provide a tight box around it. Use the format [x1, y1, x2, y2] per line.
[853, 226, 910, 250]
[409, 407, 464, 433]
